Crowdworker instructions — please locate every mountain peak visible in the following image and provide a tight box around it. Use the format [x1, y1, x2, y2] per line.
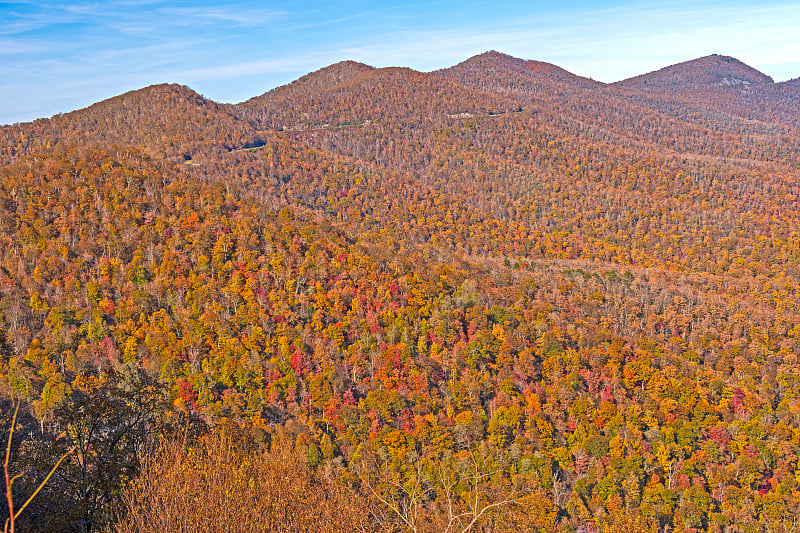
[248, 60, 376, 103]
[309, 60, 376, 79]
[454, 50, 529, 70]
[616, 54, 773, 89]
[438, 50, 603, 91]
[473, 50, 516, 61]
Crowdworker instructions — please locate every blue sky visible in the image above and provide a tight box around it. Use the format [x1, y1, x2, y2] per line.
[1, 0, 799, 125]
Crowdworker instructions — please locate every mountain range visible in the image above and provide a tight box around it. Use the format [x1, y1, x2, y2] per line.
[3, 51, 799, 151]
[2, 51, 800, 532]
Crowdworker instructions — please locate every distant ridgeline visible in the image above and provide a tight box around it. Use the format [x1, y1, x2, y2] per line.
[1, 52, 799, 532]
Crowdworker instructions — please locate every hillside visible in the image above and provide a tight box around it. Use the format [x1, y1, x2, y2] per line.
[0, 84, 256, 164]
[237, 62, 523, 131]
[779, 77, 800, 90]
[615, 54, 774, 90]
[611, 55, 800, 132]
[436, 50, 604, 94]
[1, 52, 800, 533]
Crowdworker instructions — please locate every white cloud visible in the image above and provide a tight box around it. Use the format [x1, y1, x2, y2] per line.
[158, 5, 285, 27]
[0, 38, 51, 55]
[170, 54, 322, 80]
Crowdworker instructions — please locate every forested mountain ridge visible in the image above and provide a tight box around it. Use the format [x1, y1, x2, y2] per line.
[611, 55, 800, 132]
[615, 54, 774, 89]
[1, 52, 800, 532]
[237, 62, 524, 132]
[0, 84, 262, 165]
[436, 50, 605, 91]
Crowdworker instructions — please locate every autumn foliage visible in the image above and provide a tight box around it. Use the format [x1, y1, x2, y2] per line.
[1, 51, 800, 532]
[109, 426, 375, 533]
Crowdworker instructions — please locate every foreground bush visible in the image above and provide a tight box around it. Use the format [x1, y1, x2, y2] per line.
[109, 428, 376, 533]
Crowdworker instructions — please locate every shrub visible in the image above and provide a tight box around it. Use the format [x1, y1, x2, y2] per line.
[109, 427, 376, 533]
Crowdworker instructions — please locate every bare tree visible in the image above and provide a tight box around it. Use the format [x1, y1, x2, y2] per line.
[358, 448, 522, 533]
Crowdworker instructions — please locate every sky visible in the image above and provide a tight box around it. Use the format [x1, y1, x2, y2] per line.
[1, 0, 799, 125]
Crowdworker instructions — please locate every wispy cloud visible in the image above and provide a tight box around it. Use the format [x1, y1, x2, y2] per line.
[275, 4, 400, 32]
[116, 0, 169, 6]
[172, 54, 323, 80]
[158, 5, 285, 27]
[0, 38, 51, 55]
[0, 9, 79, 36]
[60, 3, 112, 15]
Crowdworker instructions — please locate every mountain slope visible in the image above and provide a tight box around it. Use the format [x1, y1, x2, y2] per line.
[435, 50, 603, 95]
[245, 60, 376, 102]
[433, 52, 800, 165]
[237, 63, 523, 130]
[779, 77, 800, 90]
[0, 84, 254, 164]
[608, 54, 800, 134]
[615, 54, 774, 90]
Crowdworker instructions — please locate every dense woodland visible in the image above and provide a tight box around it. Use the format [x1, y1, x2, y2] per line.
[1, 51, 800, 532]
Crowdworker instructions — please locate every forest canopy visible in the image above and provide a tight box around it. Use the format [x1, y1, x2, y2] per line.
[1, 52, 800, 532]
